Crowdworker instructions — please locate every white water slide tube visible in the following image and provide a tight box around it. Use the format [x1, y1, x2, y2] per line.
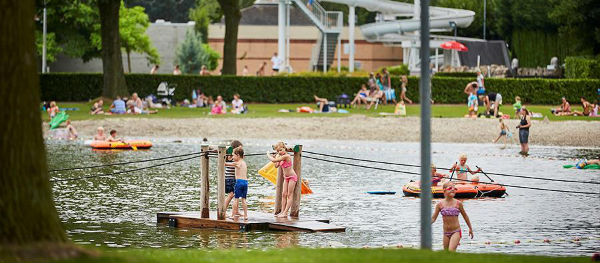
[322, 0, 475, 41]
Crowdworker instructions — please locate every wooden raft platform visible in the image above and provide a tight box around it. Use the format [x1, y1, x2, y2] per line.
[157, 211, 345, 232]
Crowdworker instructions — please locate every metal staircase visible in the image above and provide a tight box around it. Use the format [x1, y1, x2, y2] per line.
[291, 0, 342, 71]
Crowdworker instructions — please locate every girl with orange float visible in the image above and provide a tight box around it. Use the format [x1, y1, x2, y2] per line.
[266, 142, 298, 218]
[431, 181, 474, 251]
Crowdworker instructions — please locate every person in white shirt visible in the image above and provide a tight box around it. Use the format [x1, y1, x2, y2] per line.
[271, 52, 280, 74]
[231, 94, 245, 114]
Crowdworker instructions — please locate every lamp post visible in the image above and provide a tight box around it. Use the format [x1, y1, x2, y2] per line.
[449, 21, 457, 38]
[483, 0, 486, 40]
[42, 0, 47, 73]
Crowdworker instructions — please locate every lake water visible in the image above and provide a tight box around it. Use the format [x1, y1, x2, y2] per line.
[47, 138, 600, 255]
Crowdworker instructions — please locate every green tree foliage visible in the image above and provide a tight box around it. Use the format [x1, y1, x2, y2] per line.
[550, 0, 600, 55]
[35, 0, 99, 62]
[124, 0, 195, 23]
[116, 2, 160, 72]
[189, 0, 222, 43]
[174, 30, 220, 73]
[34, 31, 62, 63]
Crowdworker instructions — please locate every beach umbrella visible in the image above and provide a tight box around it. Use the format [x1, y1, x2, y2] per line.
[440, 41, 468, 52]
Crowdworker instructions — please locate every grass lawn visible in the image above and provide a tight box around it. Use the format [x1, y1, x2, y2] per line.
[45, 102, 599, 122]
[38, 247, 590, 263]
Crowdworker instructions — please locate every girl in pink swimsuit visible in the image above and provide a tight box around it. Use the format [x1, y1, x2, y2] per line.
[266, 142, 298, 218]
[431, 181, 474, 251]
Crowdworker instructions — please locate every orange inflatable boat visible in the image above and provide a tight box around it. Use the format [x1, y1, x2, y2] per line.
[89, 140, 152, 150]
[402, 180, 506, 198]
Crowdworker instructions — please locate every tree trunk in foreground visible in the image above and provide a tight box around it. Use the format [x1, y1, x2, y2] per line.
[0, 0, 66, 248]
[98, 0, 128, 98]
[217, 0, 241, 75]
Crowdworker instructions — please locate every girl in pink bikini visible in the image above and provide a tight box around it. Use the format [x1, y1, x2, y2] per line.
[266, 142, 298, 218]
[431, 181, 474, 251]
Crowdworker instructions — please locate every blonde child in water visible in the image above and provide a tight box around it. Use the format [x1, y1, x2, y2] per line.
[266, 142, 298, 218]
[431, 181, 474, 251]
[449, 154, 480, 183]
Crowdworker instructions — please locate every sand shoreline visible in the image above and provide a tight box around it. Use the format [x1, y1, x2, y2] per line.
[48, 116, 600, 147]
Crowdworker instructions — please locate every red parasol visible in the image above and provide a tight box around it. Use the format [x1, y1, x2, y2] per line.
[440, 41, 468, 52]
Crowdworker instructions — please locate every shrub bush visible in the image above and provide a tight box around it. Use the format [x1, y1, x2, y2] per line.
[565, 57, 600, 79]
[39, 73, 599, 105]
[434, 72, 477, 78]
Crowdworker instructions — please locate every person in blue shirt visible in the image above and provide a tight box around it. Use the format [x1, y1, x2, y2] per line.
[110, 96, 126, 114]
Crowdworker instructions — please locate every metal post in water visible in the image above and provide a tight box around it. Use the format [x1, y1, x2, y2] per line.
[419, 0, 432, 250]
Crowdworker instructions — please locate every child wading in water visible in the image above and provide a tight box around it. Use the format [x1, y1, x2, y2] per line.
[431, 181, 474, 251]
[267, 142, 298, 218]
[225, 147, 248, 220]
[449, 154, 481, 183]
[492, 118, 511, 148]
[225, 140, 243, 218]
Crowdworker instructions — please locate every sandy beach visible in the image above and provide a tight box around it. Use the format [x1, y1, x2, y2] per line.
[53, 116, 600, 147]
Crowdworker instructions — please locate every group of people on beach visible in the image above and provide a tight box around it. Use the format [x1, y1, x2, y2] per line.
[90, 93, 158, 116]
[551, 97, 599, 117]
[350, 69, 413, 109]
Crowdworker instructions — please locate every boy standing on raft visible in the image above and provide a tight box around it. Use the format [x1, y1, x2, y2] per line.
[225, 147, 249, 220]
[225, 140, 243, 217]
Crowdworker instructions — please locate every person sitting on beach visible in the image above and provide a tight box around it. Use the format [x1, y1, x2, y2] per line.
[350, 84, 369, 108]
[127, 103, 157, 114]
[564, 97, 593, 116]
[314, 95, 330, 112]
[231, 94, 245, 114]
[513, 96, 522, 117]
[449, 154, 481, 183]
[131, 93, 143, 109]
[94, 127, 106, 141]
[492, 118, 511, 148]
[551, 97, 571, 116]
[267, 142, 298, 218]
[225, 147, 249, 220]
[365, 83, 384, 110]
[106, 129, 125, 142]
[592, 100, 599, 117]
[66, 120, 78, 140]
[210, 95, 226, 115]
[197, 92, 208, 107]
[110, 97, 126, 114]
[47, 101, 59, 119]
[90, 100, 104, 115]
[431, 181, 474, 251]
[374, 72, 386, 103]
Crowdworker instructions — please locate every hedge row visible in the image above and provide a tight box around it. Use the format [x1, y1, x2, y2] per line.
[565, 57, 600, 79]
[40, 73, 599, 105]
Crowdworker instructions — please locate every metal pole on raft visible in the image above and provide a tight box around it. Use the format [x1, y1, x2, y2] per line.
[200, 144, 210, 218]
[290, 145, 303, 217]
[419, 0, 433, 250]
[217, 145, 226, 220]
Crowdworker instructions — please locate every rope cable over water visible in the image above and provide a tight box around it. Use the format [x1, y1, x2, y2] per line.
[49, 151, 206, 172]
[303, 154, 600, 196]
[50, 155, 201, 183]
[302, 150, 600, 185]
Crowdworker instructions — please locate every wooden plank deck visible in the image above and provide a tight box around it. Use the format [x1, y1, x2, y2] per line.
[157, 211, 345, 233]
